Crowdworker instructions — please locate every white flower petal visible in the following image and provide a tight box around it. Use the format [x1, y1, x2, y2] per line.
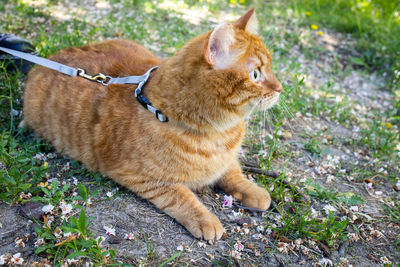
[222, 195, 233, 208]
[349, 206, 359, 212]
[42, 204, 54, 213]
[0, 255, 7, 265]
[103, 225, 116, 236]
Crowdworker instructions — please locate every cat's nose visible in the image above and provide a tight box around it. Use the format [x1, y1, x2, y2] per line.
[267, 74, 282, 93]
[273, 81, 282, 93]
[265, 74, 282, 93]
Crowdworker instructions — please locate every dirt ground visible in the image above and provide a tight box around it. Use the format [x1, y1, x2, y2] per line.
[1, 1, 399, 266]
[1, 166, 399, 266]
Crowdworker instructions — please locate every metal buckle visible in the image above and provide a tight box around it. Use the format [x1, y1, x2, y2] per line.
[77, 68, 111, 85]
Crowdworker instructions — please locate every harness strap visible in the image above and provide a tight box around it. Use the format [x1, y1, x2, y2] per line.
[134, 66, 168, 122]
[0, 46, 168, 123]
[108, 74, 148, 85]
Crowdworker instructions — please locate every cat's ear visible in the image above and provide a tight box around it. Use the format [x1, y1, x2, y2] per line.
[204, 23, 235, 68]
[234, 8, 259, 35]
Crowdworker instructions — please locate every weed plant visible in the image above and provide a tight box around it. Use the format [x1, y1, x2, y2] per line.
[287, 0, 400, 77]
[0, 0, 399, 264]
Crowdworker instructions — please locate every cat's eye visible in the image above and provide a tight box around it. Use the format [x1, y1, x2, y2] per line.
[250, 69, 261, 82]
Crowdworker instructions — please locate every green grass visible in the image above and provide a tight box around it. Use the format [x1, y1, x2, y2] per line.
[158, 251, 183, 267]
[306, 179, 365, 205]
[267, 204, 349, 247]
[303, 132, 324, 157]
[34, 184, 119, 266]
[1, 0, 400, 264]
[260, 173, 360, 248]
[384, 200, 400, 223]
[286, 0, 400, 76]
[359, 117, 400, 158]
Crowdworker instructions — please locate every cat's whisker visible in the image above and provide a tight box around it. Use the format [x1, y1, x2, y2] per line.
[252, 99, 262, 114]
[247, 99, 262, 144]
[270, 108, 278, 123]
[264, 109, 274, 142]
[204, 113, 222, 132]
[263, 109, 267, 149]
[278, 95, 294, 119]
[279, 101, 296, 133]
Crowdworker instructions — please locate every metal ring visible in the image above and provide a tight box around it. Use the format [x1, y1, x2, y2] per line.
[101, 76, 112, 86]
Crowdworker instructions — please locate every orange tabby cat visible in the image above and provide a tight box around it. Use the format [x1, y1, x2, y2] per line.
[23, 8, 282, 240]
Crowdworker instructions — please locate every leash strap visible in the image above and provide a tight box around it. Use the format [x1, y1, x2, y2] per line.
[0, 46, 78, 77]
[0, 46, 168, 122]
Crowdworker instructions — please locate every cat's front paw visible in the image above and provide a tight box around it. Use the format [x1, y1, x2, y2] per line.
[233, 185, 271, 210]
[183, 211, 224, 240]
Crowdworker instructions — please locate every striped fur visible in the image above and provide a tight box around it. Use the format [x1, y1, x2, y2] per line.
[23, 9, 282, 240]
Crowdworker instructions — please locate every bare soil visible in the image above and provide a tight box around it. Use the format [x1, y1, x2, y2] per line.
[1, 2, 399, 266]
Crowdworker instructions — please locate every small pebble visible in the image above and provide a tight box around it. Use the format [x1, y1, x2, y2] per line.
[393, 181, 400, 191]
[108, 234, 121, 244]
[281, 130, 292, 140]
[234, 217, 254, 227]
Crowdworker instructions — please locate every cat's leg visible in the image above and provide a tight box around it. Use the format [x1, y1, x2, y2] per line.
[122, 178, 224, 240]
[217, 163, 271, 210]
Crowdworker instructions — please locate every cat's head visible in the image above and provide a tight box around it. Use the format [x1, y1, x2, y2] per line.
[151, 8, 282, 132]
[203, 8, 282, 113]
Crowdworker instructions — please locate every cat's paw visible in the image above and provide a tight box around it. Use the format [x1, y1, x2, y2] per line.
[184, 212, 224, 240]
[233, 185, 271, 210]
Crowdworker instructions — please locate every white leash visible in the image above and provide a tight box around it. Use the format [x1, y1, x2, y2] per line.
[0, 46, 168, 122]
[0, 46, 78, 77]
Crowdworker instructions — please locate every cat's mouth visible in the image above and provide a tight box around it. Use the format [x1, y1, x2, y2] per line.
[260, 91, 280, 110]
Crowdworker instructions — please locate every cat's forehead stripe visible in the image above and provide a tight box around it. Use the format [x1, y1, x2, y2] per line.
[248, 57, 261, 67]
[258, 53, 269, 66]
[250, 43, 270, 66]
